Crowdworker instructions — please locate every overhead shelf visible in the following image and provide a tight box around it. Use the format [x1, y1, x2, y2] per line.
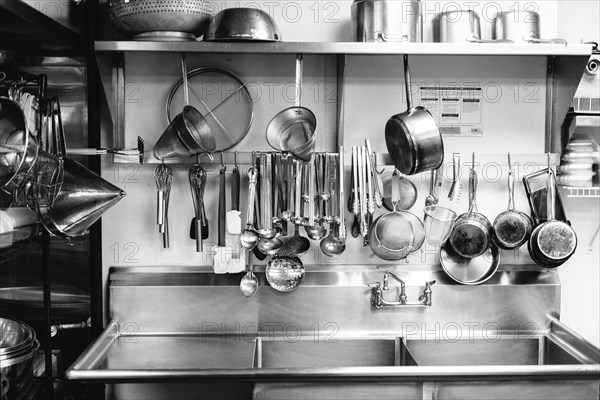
[562, 186, 600, 198]
[0, 0, 82, 55]
[94, 41, 593, 57]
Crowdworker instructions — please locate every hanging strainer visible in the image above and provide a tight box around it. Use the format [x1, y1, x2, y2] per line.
[266, 54, 317, 162]
[154, 54, 215, 160]
[166, 66, 253, 152]
[368, 169, 418, 260]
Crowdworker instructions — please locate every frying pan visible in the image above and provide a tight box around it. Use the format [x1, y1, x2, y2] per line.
[385, 55, 444, 175]
[522, 168, 567, 225]
[449, 155, 492, 258]
[492, 154, 532, 250]
[440, 240, 499, 285]
[528, 167, 577, 268]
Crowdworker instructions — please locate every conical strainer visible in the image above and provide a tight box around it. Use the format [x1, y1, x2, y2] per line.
[153, 54, 215, 160]
[36, 98, 125, 238]
[266, 54, 317, 162]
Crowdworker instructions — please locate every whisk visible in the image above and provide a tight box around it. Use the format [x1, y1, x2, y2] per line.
[188, 164, 207, 252]
[154, 163, 173, 248]
[447, 153, 462, 203]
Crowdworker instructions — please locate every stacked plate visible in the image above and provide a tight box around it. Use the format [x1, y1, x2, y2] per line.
[1, 317, 39, 396]
[558, 136, 599, 187]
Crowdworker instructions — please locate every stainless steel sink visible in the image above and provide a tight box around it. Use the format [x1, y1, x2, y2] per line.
[403, 336, 584, 366]
[96, 334, 256, 370]
[256, 337, 397, 368]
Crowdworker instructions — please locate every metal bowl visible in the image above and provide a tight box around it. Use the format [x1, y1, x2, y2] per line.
[1, 334, 39, 400]
[204, 8, 282, 42]
[109, 0, 213, 41]
[0, 317, 36, 357]
[0, 50, 15, 65]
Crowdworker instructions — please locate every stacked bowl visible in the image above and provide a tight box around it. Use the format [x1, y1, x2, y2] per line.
[1, 317, 39, 397]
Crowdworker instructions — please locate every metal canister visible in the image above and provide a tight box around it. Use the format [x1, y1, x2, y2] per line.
[492, 10, 540, 41]
[433, 10, 481, 43]
[351, 0, 423, 42]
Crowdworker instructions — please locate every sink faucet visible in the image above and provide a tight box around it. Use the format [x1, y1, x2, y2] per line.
[368, 271, 435, 308]
[383, 271, 407, 304]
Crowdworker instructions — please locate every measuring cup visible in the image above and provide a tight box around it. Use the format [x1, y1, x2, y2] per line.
[424, 205, 457, 246]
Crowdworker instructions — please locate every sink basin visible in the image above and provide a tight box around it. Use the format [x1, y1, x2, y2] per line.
[403, 336, 584, 366]
[257, 338, 397, 368]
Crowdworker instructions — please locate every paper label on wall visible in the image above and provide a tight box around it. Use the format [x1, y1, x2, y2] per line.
[420, 85, 483, 137]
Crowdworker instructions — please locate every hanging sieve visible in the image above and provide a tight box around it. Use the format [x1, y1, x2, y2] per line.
[266, 53, 317, 162]
[368, 169, 418, 260]
[166, 67, 253, 152]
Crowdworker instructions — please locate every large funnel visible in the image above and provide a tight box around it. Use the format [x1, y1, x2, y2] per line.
[37, 158, 125, 238]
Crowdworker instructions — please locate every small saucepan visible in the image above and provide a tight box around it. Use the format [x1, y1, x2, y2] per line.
[528, 167, 577, 268]
[449, 154, 492, 258]
[492, 154, 532, 250]
[385, 55, 444, 176]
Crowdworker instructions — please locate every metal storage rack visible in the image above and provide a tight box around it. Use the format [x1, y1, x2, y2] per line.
[1, 1, 99, 398]
[92, 41, 592, 163]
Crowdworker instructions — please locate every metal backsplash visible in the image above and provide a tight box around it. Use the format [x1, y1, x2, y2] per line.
[108, 265, 559, 339]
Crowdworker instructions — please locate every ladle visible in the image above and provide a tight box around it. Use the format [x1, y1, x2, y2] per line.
[240, 167, 259, 250]
[239, 250, 258, 298]
[320, 222, 345, 257]
[320, 153, 345, 256]
[257, 153, 282, 254]
[304, 159, 327, 240]
[256, 153, 277, 239]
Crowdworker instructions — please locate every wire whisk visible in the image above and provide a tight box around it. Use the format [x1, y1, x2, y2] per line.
[447, 153, 463, 204]
[154, 163, 173, 248]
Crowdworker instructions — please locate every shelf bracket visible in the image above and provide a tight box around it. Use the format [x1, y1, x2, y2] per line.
[112, 52, 125, 151]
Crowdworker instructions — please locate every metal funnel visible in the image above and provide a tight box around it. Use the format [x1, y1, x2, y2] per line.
[37, 158, 125, 238]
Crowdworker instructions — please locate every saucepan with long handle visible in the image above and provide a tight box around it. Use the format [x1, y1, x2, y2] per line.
[448, 154, 492, 259]
[528, 161, 577, 268]
[385, 55, 444, 175]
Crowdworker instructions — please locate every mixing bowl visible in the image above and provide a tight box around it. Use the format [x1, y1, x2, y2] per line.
[204, 8, 282, 41]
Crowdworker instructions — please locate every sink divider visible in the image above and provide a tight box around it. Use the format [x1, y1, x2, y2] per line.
[253, 337, 263, 368]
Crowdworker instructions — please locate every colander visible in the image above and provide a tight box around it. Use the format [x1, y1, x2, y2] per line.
[109, 0, 214, 40]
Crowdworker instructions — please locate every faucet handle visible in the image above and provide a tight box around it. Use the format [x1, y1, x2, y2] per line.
[426, 280, 436, 289]
[366, 282, 381, 289]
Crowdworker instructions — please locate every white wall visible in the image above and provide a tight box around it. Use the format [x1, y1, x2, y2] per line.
[99, 1, 599, 346]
